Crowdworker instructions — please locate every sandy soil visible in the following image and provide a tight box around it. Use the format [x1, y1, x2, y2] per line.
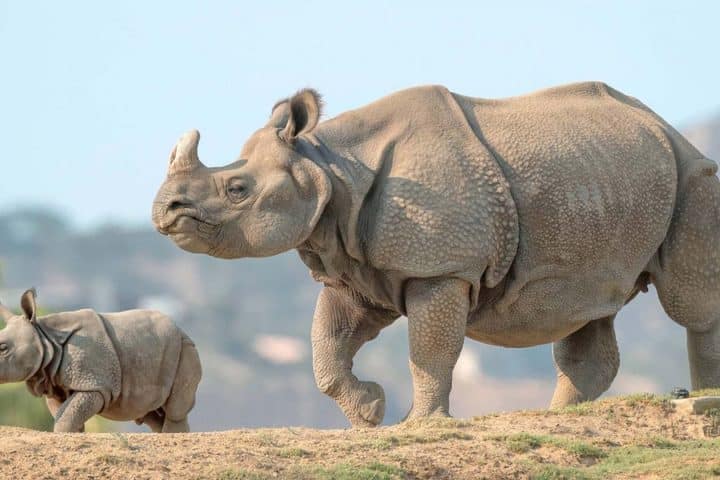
[2, 393, 720, 479]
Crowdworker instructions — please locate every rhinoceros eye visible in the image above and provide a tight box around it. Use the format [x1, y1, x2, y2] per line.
[226, 179, 248, 202]
[0, 344, 8, 354]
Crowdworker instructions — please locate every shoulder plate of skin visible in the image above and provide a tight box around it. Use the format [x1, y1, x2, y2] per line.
[25, 322, 65, 398]
[32, 310, 121, 411]
[312, 86, 519, 304]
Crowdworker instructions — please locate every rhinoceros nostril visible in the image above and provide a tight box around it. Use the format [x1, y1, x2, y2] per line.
[168, 200, 193, 211]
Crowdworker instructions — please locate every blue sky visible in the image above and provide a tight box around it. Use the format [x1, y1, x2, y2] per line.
[1, 1, 719, 227]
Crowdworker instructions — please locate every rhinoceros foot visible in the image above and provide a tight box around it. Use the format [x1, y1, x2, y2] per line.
[348, 381, 385, 428]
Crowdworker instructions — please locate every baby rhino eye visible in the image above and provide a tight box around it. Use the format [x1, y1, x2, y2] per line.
[0, 344, 8, 353]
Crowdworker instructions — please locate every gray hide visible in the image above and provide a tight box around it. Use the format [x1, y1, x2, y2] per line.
[153, 82, 720, 426]
[0, 290, 201, 432]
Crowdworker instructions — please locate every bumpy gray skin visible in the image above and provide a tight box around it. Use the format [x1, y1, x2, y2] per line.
[152, 82, 720, 427]
[0, 290, 202, 433]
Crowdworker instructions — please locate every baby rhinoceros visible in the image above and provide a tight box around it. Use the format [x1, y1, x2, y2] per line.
[0, 289, 202, 433]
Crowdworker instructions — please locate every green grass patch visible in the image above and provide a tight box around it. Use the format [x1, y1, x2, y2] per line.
[438, 431, 474, 441]
[255, 432, 280, 447]
[489, 432, 607, 459]
[564, 441, 606, 459]
[618, 392, 673, 409]
[623, 392, 660, 406]
[530, 465, 593, 480]
[217, 470, 270, 480]
[523, 439, 720, 480]
[277, 447, 312, 458]
[399, 416, 471, 429]
[554, 402, 595, 416]
[647, 436, 678, 449]
[505, 433, 546, 453]
[298, 462, 405, 480]
[363, 431, 473, 451]
[365, 437, 400, 451]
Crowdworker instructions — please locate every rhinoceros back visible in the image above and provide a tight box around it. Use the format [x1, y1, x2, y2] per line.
[457, 82, 688, 345]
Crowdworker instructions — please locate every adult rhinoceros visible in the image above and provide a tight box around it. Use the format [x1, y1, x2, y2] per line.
[152, 82, 720, 427]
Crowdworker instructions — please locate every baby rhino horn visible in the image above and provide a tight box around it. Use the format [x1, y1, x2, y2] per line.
[168, 129, 205, 174]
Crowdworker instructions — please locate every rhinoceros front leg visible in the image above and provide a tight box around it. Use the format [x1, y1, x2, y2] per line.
[405, 278, 469, 419]
[311, 285, 398, 427]
[53, 391, 104, 433]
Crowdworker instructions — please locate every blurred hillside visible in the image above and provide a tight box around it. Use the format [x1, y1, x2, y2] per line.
[0, 117, 718, 432]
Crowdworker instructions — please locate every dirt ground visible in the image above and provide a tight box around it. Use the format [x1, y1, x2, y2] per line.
[3, 393, 720, 480]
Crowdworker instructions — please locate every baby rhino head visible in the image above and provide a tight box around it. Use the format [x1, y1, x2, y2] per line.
[0, 289, 43, 383]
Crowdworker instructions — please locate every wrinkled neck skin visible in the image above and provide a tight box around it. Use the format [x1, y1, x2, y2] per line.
[294, 121, 388, 292]
[24, 322, 63, 398]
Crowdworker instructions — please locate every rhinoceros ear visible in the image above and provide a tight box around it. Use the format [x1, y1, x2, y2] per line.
[274, 89, 322, 143]
[267, 99, 291, 129]
[20, 288, 38, 322]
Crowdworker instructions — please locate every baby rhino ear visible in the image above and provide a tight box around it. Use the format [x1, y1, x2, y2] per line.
[20, 288, 37, 322]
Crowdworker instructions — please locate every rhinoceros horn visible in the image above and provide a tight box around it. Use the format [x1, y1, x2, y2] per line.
[168, 129, 205, 174]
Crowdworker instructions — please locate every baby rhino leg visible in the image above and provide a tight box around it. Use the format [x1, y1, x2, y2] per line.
[53, 392, 104, 433]
[550, 316, 619, 408]
[135, 411, 165, 433]
[46, 397, 87, 433]
[161, 334, 202, 433]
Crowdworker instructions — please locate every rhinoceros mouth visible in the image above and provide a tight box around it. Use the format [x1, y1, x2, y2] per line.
[155, 203, 217, 233]
[156, 215, 219, 255]
[159, 213, 217, 235]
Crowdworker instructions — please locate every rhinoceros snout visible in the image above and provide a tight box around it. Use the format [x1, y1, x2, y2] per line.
[153, 192, 210, 235]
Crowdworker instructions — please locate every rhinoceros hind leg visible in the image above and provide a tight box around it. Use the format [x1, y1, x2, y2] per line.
[651, 171, 720, 390]
[686, 323, 720, 389]
[550, 315, 619, 409]
[161, 334, 202, 433]
[404, 277, 469, 420]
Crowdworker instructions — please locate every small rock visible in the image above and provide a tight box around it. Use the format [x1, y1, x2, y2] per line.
[671, 396, 720, 414]
[670, 387, 690, 399]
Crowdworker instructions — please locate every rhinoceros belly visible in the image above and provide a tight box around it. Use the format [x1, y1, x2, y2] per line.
[466, 268, 634, 347]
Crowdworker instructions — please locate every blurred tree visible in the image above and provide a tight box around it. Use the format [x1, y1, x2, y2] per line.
[0, 384, 54, 430]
